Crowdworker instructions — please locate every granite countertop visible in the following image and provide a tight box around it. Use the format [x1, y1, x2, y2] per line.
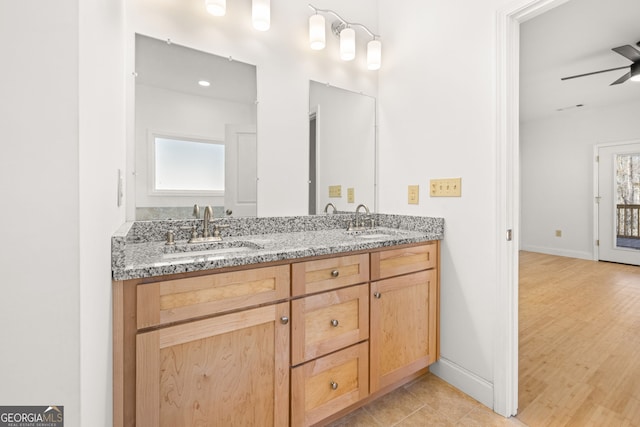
[112, 214, 444, 281]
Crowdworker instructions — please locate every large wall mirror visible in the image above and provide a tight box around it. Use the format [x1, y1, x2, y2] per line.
[309, 81, 377, 215]
[134, 34, 257, 219]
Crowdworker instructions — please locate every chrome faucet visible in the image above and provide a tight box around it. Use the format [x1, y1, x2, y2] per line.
[203, 206, 213, 238]
[355, 204, 370, 229]
[324, 203, 337, 214]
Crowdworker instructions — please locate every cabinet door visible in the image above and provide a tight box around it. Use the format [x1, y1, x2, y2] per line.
[370, 270, 437, 392]
[136, 303, 290, 427]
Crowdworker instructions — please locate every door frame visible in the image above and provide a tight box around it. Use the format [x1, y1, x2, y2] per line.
[495, 0, 571, 417]
[593, 139, 640, 263]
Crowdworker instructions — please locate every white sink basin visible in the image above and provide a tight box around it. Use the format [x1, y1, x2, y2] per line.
[162, 241, 262, 259]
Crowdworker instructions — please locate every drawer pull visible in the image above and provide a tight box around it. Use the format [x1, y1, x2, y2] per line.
[331, 270, 340, 278]
[374, 292, 381, 299]
[330, 381, 339, 390]
[280, 316, 289, 325]
[330, 319, 339, 327]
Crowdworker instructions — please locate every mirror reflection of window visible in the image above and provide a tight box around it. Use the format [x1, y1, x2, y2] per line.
[153, 136, 225, 193]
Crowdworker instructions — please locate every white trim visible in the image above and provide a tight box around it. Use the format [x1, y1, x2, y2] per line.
[147, 129, 225, 197]
[495, 0, 570, 417]
[594, 139, 640, 264]
[520, 245, 592, 260]
[593, 144, 600, 261]
[430, 359, 494, 409]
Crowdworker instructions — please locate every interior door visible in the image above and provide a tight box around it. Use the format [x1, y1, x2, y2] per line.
[225, 124, 257, 217]
[597, 141, 640, 265]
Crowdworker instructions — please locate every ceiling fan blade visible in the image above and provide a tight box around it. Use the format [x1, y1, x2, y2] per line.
[561, 66, 629, 81]
[612, 45, 640, 62]
[610, 71, 632, 86]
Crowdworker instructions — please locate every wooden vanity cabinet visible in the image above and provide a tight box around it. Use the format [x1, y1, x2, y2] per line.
[114, 242, 439, 427]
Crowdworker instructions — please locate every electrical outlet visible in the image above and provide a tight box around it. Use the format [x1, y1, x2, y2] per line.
[408, 185, 419, 204]
[329, 185, 342, 198]
[430, 178, 462, 197]
[347, 188, 355, 203]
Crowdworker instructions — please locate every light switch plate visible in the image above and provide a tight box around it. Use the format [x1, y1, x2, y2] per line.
[329, 185, 342, 198]
[408, 185, 419, 204]
[430, 178, 462, 197]
[347, 188, 355, 203]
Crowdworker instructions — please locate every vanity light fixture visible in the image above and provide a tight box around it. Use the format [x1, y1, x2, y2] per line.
[205, 0, 226, 16]
[309, 13, 326, 50]
[308, 4, 382, 70]
[252, 0, 270, 31]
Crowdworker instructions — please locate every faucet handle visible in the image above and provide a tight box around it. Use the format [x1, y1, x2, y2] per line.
[180, 225, 198, 241]
[165, 230, 176, 245]
[212, 224, 230, 237]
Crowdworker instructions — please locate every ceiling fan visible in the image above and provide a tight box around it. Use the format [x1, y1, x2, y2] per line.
[561, 43, 640, 85]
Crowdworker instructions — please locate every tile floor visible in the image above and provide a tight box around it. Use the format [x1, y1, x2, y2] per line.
[326, 373, 527, 427]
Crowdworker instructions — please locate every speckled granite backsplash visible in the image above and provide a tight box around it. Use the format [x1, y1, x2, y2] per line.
[116, 213, 444, 244]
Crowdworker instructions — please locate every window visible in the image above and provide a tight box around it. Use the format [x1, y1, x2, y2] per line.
[152, 135, 224, 194]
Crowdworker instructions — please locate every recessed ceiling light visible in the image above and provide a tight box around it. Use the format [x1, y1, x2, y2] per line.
[198, 80, 211, 87]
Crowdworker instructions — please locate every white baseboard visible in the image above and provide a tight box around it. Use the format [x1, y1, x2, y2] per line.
[429, 358, 494, 409]
[520, 244, 592, 260]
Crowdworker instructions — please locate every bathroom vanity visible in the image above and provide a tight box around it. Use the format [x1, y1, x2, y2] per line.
[112, 214, 443, 426]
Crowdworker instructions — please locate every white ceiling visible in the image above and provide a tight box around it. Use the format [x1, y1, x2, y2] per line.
[520, 0, 640, 123]
[135, 34, 256, 104]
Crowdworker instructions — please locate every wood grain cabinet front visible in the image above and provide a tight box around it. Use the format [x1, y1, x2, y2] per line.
[291, 283, 369, 366]
[292, 254, 369, 296]
[135, 302, 290, 427]
[291, 342, 369, 427]
[370, 259, 438, 393]
[136, 265, 290, 328]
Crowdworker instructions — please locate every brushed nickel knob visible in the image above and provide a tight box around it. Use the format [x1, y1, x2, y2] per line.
[330, 319, 339, 327]
[330, 381, 338, 390]
[374, 292, 381, 299]
[331, 270, 339, 278]
[280, 316, 289, 325]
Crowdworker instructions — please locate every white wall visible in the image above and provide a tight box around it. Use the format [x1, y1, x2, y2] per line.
[377, 0, 510, 408]
[521, 99, 640, 259]
[78, 0, 126, 425]
[1, 1, 125, 426]
[0, 0, 81, 423]
[127, 0, 379, 218]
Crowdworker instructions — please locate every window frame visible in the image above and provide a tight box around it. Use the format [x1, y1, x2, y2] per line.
[147, 130, 225, 197]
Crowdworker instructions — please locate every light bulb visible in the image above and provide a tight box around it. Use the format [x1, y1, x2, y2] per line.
[630, 74, 640, 82]
[309, 14, 326, 50]
[252, 0, 270, 31]
[367, 39, 382, 70]
[205, 0, 225, 16]
[340, 27, 356, 61]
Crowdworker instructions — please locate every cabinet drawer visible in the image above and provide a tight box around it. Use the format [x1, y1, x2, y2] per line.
[292, 254, 369, 296]
[371, 242, 437, 280]
[136, 265, 290, 329]
[291, 342, 369, 427]
[292, 284, 369, 365]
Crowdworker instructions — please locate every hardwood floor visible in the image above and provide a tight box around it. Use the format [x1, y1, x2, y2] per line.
[517, 251, 640, 426]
